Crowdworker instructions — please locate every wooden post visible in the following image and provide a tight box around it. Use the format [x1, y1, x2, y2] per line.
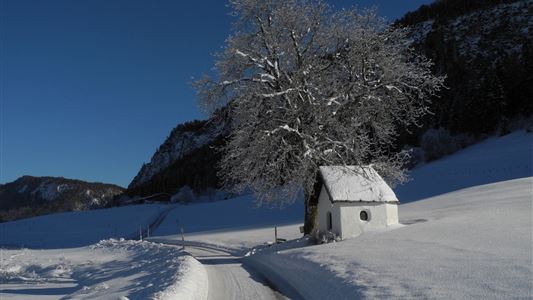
[147, 226, 150, 238]
[139, 225, 142, 241]
[181, 227, 185, 250]
[274, 226, 278, 253]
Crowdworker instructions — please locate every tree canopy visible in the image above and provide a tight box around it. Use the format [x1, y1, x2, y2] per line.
[195, 0, 444, 222]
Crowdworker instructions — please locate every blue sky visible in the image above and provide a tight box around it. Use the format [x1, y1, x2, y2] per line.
[1, 0, 433, 187]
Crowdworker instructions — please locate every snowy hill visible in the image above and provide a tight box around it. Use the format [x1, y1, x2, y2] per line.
[1, 130, 531, 299]
[0, 176, 124, 222]
[396, 130, 533, 201]
[240, 177, 532, 299]
[0, 204, 207, 299]
[0, 204, 168, 248]
[148, 130, 533, 241]
[144, 130, 531, 243]
[153, 193, 303, 237]
[153, 130, 533, 299]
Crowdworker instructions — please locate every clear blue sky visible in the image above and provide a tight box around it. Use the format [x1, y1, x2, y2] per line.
[1, 0, 433, 187]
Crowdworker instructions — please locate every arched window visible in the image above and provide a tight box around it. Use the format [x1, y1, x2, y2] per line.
[327, 212, 333, 230]
[360, 210, 369, 221]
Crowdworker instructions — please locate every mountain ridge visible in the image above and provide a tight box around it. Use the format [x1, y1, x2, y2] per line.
[0, 175, 124, 222]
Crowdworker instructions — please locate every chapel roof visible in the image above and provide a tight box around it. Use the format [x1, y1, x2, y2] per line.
[319, 166, 399, 203]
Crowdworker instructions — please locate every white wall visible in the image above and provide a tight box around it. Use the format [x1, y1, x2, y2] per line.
[317, 187, 341, 237]
[338, 203, 399, 239]
[386, 203, 399, 225]
[339, 203, 381, 239]
[317, 185, 399, 239]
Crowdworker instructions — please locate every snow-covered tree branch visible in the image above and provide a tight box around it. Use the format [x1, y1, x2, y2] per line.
[195, 0, 444, 233]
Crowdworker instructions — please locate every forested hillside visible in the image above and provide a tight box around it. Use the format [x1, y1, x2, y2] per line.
[397, 0, 532, 140]
[124, 107, 230, 198]
[0, 176, 123, 222]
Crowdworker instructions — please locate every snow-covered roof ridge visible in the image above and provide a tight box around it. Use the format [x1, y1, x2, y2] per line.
[319, 165, 399, 203]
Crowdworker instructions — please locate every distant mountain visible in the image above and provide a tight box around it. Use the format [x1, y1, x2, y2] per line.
[125, 0, 532, 199]
[0, 176, 124, 222]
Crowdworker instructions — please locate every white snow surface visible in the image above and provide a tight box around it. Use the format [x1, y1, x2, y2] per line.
[1, 130, 531, 299]
[155, 130, 532, 247]
[396, 130, 533, 202]
[152, 193, 303, 236]
[0, 239, 207, 300]
[156, 130, 533, 299]
[244, 177, 533, 299]
[0, 204, 168, 248]
[30, 182, 71, 201]
[319, 166, 398, 202]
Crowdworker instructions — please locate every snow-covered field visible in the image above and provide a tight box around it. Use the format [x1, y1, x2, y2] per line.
[157, 130, 533, 244]
[0, 204, 169, 249]
[396, 130, 533, 201]
[0, 239, 207, 299]
[1, 130, 531, 299]
[162, 130, 533, 299]
[245, 177, 533, 299]
[153, 193, 303, 237]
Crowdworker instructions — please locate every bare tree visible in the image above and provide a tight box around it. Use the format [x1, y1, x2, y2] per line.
[195, 0, 444, 233]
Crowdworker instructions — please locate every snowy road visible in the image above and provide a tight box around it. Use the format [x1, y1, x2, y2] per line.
[147, 206, 289, 300]
[188, 246, 286, 300]
[148, 236, 287, 300]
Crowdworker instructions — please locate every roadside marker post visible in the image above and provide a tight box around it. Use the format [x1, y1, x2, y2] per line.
[274, 226, 278, 253]
[181, 227, 185, 250]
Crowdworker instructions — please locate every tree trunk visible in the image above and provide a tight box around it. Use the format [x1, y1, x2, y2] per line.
[303, 173, 322, 235]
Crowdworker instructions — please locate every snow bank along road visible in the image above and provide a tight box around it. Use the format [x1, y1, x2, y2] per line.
[0, 239, 207, 300]
[148, 237, 288, 300]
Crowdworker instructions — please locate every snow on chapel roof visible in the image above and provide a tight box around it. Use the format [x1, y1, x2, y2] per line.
[319, 166, 399, 203]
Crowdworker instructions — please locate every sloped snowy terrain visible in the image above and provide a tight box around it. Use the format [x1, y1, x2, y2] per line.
[245, 177, 532, 299]
[1, 131, 531, 299]
[396, 130, 533, 201]
[153, 193, 303, 237]
[161, 130, 533, 299]
[0, 204, 208, 299]
[155, 130, 532, 245]
[0, 204, 168, 248]
[0, 239, 207, 300]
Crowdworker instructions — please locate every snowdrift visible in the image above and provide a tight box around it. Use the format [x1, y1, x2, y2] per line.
[1, 239, 208, 300]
